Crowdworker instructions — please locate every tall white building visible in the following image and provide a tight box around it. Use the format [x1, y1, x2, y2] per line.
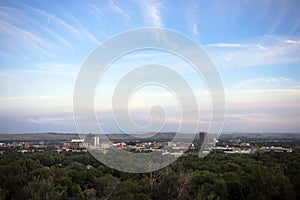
[92, 136, 100, 146]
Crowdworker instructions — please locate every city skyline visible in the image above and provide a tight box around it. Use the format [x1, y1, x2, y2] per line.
[0, 0, 300, 133]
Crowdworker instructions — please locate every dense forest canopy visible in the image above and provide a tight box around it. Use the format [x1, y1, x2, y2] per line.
[0, 147, 299, 200]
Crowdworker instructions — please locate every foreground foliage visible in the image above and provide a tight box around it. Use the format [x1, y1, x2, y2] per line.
[0, 148, 299, 200]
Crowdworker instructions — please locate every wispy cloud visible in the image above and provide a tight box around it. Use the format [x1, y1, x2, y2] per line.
[0, 2, 101, 64]
[204, 35, 300, 67]
[27, 115, 74, 125]
[22, 3, 100, 45]
[188, 0, 200, 39]
[0, 5, 61, 60]
[109, 0, 131, 23]
[0, 61, 77, 106]
[224, 113, 288, 132]
[284, 39, 300, 45]
[205, 43, 245, 48]
[236, 77, 292, 88]
[139, 0, 163, 27]
[267, 0, 289, 34]
[224, 104, 300, 132]
[61, 11, 100, 45]
[228, 88, 300, 95]
[0, 18, 55, 58]
[192, 23, 199, 38]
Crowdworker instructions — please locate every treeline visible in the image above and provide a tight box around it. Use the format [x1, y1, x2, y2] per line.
[0, 149, 299, 200]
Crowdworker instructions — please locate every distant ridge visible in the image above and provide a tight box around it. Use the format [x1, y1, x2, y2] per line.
[0, 132, 299, 142]
[0, 132, 79, 141]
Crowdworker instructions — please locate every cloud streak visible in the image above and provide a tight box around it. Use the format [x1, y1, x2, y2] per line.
[188, 0, 200, 39]
[0, 2, 101, 65]
[139, 0, 163, 27]
[236, 77, 292, 88]
[204, 35, 300, 67]
[109, 0, 131, 23]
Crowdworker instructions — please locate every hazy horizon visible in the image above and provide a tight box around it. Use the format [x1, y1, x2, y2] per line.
[1, 131, 300, 135]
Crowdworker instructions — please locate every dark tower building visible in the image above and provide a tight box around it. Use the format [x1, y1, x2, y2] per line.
[196, 132, 207, 150]
[85, 133, 95, 145]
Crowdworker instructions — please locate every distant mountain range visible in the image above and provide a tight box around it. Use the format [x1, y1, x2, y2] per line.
[0, 132, 79, 142]
[0, 132, 299, 142]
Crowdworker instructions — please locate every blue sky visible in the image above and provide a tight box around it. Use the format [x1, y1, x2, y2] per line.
[0, 0, 300, 133]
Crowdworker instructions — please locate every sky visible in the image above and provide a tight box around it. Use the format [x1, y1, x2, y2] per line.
[0, 0, 300, 133]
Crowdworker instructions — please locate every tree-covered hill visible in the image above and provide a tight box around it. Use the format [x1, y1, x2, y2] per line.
[0, 149, 299, 200]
